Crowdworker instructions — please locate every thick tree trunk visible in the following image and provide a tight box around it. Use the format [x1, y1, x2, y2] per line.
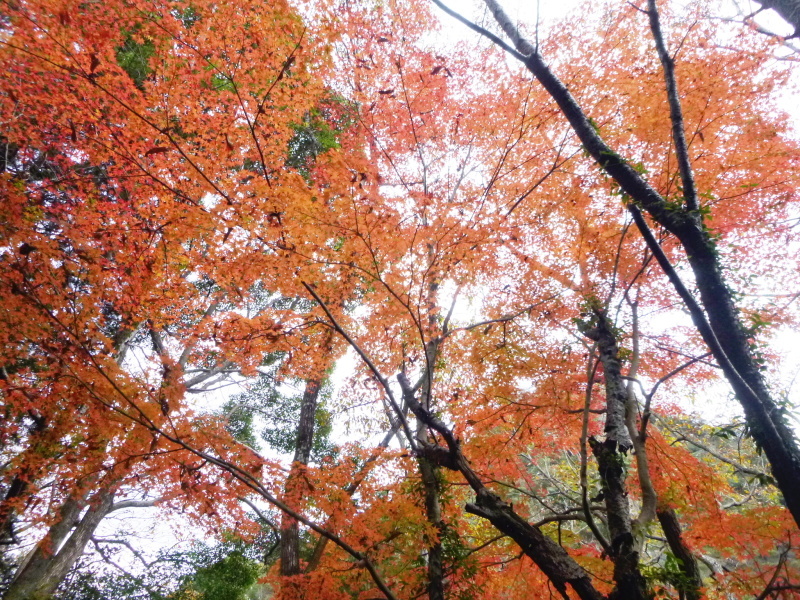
[417, 443, 445, 600]
[756, 0, 800, 34]
[465, 489, 604, 600]
[398, 373, 606, 600]
[584, 312, 650, 600]
[280, 378, 322, 578]
[4, 490, 114, 600]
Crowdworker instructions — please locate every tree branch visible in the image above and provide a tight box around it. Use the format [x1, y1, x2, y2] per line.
[109, 499, 159, 512]
[302, 281, 417, 451]
[647, 0, 698, 212]
[428, 0, 527, 62]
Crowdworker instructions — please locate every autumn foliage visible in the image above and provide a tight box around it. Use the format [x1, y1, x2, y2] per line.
[1, 0, 800, 598]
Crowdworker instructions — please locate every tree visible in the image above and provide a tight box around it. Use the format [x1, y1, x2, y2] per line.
[0, 0, 357, 596]
[2, 0, 800, 598]
[54, 531, 274, 600]
[293, 0, 800, 596]
[464, 0, 800, 526]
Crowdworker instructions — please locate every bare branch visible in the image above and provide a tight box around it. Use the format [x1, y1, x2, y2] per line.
[658, 418, 769, 479]
[109, 499, 159, 512]
[641, 352, 713, 436]
[428, 0, 527, 62]
[754, 544, 793, 600]
[647, 0, 699, 212]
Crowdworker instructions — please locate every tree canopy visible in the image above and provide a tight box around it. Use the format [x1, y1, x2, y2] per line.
[1, 0, 799, 598]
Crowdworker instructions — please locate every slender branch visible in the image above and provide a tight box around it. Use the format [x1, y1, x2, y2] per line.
[234, 34, 307, 189]
[178, 299, 220, 369]
[428, 0, 527, 62]
[302, 281, 417, 451]
[109, 499, 159, 512]
[754, 544, 791, 600]
[184, 360, 236, 390]
[463, 534, 507, 557]
[505, 155, 566, 216]
[441, 286, 461, 335]
[647, 0, 698, 212]
[91, 536, 153, 569]
[444, 295, 560, 337]
[606, 219, 633, 308]
[641, 352, 713, 436]
[44, 342, 400, 600]
[305, 417, 404, 573]
[238, 496, 279, 532]
[627, 205, 765, 411]
[661, 423, 769, 479]
[90, 538, 162, 600]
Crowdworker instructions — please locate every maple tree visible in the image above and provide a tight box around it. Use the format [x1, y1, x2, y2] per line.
[0, 0, 356, 597]
[2, 0, 800, 599]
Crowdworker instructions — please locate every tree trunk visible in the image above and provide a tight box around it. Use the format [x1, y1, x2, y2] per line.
[417, 436, 445, 600]
[280, 378, 322, 578]
[657, 508, 703, 600]
[465, 489, 604, 600]
[756, 0, 800, 34]
[4, 490, 114, 600]
[584, 311, 650, 600]
[2, 335, 133, 598]
[417, 253, 446, 600]
[399, 372, 606, 600]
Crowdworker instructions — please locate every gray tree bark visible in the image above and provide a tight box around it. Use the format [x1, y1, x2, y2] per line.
[583, 311, 649, 600]
[3, 491, 114, 600]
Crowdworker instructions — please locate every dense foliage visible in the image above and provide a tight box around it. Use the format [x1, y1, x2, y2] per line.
[1, 0, 799, 598]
